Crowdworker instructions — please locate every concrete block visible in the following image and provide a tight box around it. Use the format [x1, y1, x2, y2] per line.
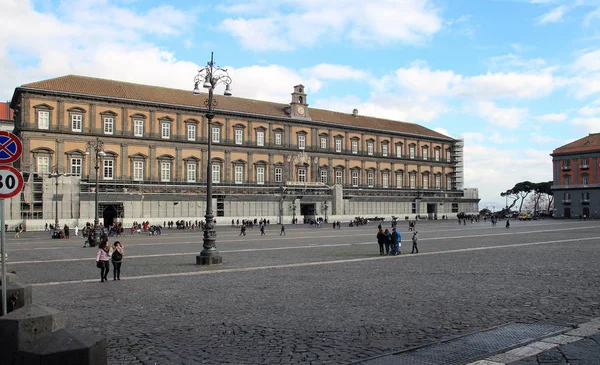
[0, 282, 32, 315]
[0, 272, 17, 285]
[0, 304, 65, 365]
[18, 328, 107, 365]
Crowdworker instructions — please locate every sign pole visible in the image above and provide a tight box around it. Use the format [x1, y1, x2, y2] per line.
[1, 199, 6, 316]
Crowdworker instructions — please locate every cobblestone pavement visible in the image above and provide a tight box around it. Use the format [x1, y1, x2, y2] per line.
[3, 219, 600, 364]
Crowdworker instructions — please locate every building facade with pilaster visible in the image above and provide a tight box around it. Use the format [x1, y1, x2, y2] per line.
[9, 75, 478, 230]
[551, 133, 600, 219]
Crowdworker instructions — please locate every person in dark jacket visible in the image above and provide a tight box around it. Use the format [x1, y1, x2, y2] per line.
[376, 228, 386, 255]
[111, 241, 124, 280]
[391, 228, 401, 255]
[384, 229, 392, 255]
[411, 231, 419, 254]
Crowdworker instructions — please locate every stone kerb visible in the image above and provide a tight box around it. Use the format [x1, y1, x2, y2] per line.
[18, 328, 107, 365]
[0, 304, 66, 365]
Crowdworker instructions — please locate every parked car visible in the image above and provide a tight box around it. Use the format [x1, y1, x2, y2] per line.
[519, 212, 532, 221]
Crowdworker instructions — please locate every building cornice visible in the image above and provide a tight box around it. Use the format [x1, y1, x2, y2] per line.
[15, 87, 456, 144]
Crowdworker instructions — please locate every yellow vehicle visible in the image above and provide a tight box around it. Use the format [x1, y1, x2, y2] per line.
[519, 212, 532, 221]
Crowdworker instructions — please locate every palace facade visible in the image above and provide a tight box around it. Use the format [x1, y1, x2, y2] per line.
[552, 133, 600, 219]
[7, 75, 478, 230]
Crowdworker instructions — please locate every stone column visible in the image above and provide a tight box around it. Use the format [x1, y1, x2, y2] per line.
[404, 163, 408, 188]
[175, 147, 182, 182]
[376, 136, 380, 155]
[121, 107, 128, 136]
[268, 153, 274, 183]
[328, 157, 333, 185]
[360, 133, 365, 154]
[345, 132, 349, 153]
[224, 150, 231, 183]
[149, 110, 155, 138]
[56, 100, 64, 131]
[283, 155, 290, 182]
[176, 113, 182, 141]
[88, 104, 96, 134]
[376, 161, 380, 187]
[328, 128, 333, 152]
[404, 138, 408, 156]
[120, 144, 128, 180]
[148, 145, 156, 181]
[200, 148, 207, 182]
[55, 139, 64, 170]
[21, 136, 31, 168]
[391, 162, 396, 187]
[284, 125, 291, 146]
[345, 159, 349, 185]
[201, 116, 206, 141]
[247, 151, 253, 183]
[247, 121, 253, 143]
[225, 118, 230, 143]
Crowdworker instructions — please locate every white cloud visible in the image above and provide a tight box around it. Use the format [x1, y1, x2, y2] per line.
[571, 117, 600, 133]
[579, 101, 600, 116]
[488, 132, 518, 144]
[584, 7, 600, 26]
[463, 144, 552, 209]
[301, 64, 369, 81]
[529, 132, 557, 143]
[538, 5, 569, 24]
[536, 113, 568, 122]
[455, 71, 558, 99]
[460, 132, 486, 144]
[394, 64, 462, 96]
[569, 49, 600, 98]
[314, 94, 449, 123]
[218, 0, 443, 51]
[474, 101, 528, 129]
[488, 54, 548, 71]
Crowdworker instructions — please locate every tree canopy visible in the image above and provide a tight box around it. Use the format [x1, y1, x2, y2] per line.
[500, 181, 553, 213]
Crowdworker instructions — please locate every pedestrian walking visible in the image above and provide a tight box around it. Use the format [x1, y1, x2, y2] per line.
[96, 240, 111, 282]
[411, 231, 419, 254]
[280, 225, 286, 236]
[506, 220, 510, 229]
[376, 228, 385, 255]
[74, 225, 79, 236]
[14, 225, 20, 238]
[111, 241, 124, 280]
[64, 224, 70, 239]
[240, 225, 246, 236]
[260, 224, 266, 236]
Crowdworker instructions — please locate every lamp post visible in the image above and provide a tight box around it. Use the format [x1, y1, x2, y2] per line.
[86, 137, 105, 247]
[49, 166, 67, 232]
[193, 52, 232, 266]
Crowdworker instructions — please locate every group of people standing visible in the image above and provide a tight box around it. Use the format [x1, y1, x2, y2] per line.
[376, 227, 419, 255]
[95, 240, 125, 282]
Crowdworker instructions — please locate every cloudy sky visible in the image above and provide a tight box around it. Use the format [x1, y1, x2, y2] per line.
[2, 0, 600, 208]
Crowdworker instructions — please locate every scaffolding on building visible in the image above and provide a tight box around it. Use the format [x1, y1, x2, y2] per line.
[452, 138, 464, 190]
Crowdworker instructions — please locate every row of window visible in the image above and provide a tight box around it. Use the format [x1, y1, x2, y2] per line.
[562, 174, 593, 185]
[37, 155, 453, 188]
[37, 110, 452, 160]
[563, 192, 591, 200]
[561, 158, 592, 169]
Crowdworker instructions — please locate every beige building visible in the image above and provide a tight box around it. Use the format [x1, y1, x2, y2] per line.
[8, 75, 478, 230]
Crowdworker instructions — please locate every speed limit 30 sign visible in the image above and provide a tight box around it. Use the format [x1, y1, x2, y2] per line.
[0, 165, 24, 199]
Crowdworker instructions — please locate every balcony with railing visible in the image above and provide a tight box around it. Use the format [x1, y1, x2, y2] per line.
[562, 199, 572, 204]
[580, 164, 589, 170]
[561, 165, 571, 171]
[582, 198, 590, 204]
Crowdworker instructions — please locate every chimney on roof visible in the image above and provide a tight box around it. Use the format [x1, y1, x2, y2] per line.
[352, 109, 358, 117]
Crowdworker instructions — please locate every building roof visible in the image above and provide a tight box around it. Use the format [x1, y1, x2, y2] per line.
[0, 101, 13, 121]
[553, 133, 600, 155]
[15, 75, 452, 140]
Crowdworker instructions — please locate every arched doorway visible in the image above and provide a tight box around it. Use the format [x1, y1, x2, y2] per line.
[101, 203, 124, 227]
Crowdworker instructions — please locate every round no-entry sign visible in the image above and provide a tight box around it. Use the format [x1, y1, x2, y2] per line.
[0, 131, 22, 164]
[0, 166, 24, 199]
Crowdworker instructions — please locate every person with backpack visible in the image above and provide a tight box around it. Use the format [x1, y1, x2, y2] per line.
[96, 240, 112, 282]
[384, 229, 392, 255]
[111, 241, 124, 280]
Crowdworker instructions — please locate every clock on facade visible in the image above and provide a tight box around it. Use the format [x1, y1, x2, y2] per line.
[296, 105, 305, 116]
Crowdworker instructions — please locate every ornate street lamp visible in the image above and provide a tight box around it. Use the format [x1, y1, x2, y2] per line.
[193, 52, 232, 266]
[86, 138, 105, 247]
[49, 166, 67, 233]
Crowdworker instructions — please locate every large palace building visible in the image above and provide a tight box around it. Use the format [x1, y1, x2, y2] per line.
[6, 75, 478, 230]
[552, 133, 600, 219]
